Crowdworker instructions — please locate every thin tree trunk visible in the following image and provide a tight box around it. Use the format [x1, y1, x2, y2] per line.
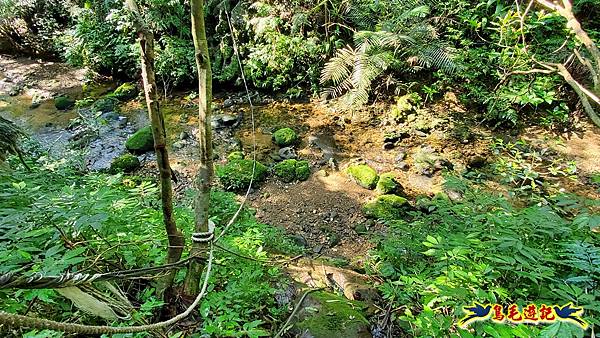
[124, 0, 184, 300]
[536, 0, 600, 91]
[556, 63, 600, 127]
[183, 0, 214, 297]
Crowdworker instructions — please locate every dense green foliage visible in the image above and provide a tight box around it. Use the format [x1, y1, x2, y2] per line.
[0, 149, 302, 337]
[367, 176, 600, 337]
[3, 0, 599, 127]
[0, 116, 26, 162]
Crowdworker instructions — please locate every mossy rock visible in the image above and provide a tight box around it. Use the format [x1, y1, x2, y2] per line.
[376, 173, 402, 195]
[125, 126, 154, 154]
[227, 151, 245, 161]
[54, 96, 75, 110]
[293, 291, 371, 338]
[363, 194, 409, 220]
[273, 159, 310, 183]
[295, 160, 310, 181]
[91, 97, 119, 113]
[272, 128, 298, 147]
[112, 82, 138, 101]
[347, 164, 379, 189]
[109, 154, 140, 174]
[216, 159, 268, 191]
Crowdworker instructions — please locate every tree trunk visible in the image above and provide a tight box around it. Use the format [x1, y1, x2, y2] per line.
[536, 0, 600, 91]
[124, 0, 184, 301]
[183, 0, 214, 297]
[556, 63, 600, 127]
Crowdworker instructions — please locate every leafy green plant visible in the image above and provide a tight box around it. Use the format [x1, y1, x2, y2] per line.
[369, 177, 599, 336]
[244, 10, 324, 92]
[491, 138, 577, 191]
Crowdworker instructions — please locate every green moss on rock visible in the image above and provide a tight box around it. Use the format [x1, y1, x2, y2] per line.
[272, 128, 298, 147]
[294, 291, 371, 338]
[295, 160, 310, 181]
[91, 97, 118, 113]
[109, 154, 140, 173]
[227, 151, 245, 161]
[216, 159, 268, 191]
[347, 164, 379, 189]
[54, 96, 75, 110]
[364, 194, 409, 220]
[274, 159, 310, 183]
[376, 172, 402, 195]
[112, 82, 138, 101]
[125, 126, 154, 154]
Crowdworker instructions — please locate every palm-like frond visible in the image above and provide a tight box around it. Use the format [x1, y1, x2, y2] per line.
[321, 1, 460, 107]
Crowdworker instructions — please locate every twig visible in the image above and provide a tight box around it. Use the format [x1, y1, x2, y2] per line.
[274, 288, 324, 338]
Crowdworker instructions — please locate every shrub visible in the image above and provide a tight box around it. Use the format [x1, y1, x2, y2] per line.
[372, 180, 600, 337]
[155, 36, 196, 89]
[0, 0, 72, 57]
[216, 159, 268, 191]
[64, 5, 138, 78]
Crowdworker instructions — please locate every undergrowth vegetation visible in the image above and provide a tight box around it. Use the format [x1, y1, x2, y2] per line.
[367, 176, 600, 337]
[0, 148, 301, 337]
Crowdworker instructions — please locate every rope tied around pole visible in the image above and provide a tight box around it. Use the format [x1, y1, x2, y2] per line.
[191, 220, 215, 243]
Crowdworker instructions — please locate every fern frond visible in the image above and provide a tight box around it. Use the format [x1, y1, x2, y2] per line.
[320, 45, 356, 84]
[414, 44, 459, 74]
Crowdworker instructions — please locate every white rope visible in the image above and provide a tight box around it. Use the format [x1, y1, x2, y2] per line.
[191, 220, 215, 243]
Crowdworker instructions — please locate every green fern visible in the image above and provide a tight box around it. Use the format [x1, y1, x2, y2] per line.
[563, 241, 600, 284]
[320, 3, 458, 106]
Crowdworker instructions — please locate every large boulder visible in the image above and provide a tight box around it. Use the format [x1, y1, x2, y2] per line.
[125, 126, 154, 154]
[216, 159, 268, 191]
[273, 159, 310, 183]
[111, 83, 138, 101]
[273, 127, 298, 147]
[292, 291, 372, 338]
[347, 164, 379, 189]
[363, 194, 409, 220]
